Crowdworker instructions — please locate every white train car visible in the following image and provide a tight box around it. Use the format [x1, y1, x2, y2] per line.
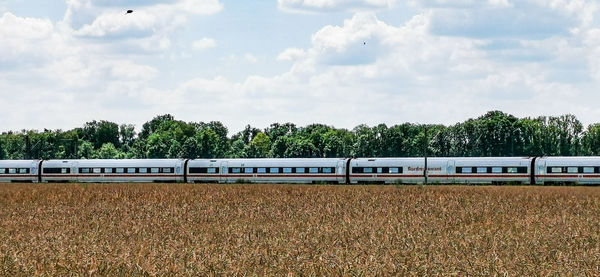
[535, 156, 600, 185]
[349, 158, 449, 184]
[0, 160, 41, 183]
[450, 157, 533, 184]
[41, 159, 185, 183]
[350, 157, 533, 184]
[187, 158, 348, 184]
[41, 160, 77, 182]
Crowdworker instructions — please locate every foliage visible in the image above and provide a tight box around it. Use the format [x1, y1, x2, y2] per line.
[0, 110, 598, 159]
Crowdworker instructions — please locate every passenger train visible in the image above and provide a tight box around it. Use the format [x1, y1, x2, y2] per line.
[0, 157, 599, 185]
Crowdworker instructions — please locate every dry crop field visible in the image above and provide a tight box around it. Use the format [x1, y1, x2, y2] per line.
[1, 183, 599, 276]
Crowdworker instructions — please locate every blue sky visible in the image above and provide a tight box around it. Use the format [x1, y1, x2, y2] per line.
[1, 0, 599, 133]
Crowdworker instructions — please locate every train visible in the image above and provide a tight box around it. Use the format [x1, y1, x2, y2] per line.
[1, 156, 600, 185]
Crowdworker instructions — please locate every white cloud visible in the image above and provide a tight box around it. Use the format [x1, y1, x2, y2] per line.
[278, 0, 395, 13]
[138, 11, 600, 132]
[192, 37, 216, 50]
[277, 48, 306, 61]
[488, 0, 512, 7]
[0, 11, 162, 131]
[1, 1, 600, 133]
[584, 28, 600, 82]
[73, 10, 158, 37]
[244, 53, 258, 63]
[65, 0, 222, 41]
[0, 13, 60, 61]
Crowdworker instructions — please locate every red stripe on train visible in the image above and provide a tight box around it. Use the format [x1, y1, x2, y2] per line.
[535, 174, 600, 178]
[43, 174, 177, 178]
[350, 174, 530, 178]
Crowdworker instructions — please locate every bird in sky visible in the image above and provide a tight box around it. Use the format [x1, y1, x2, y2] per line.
[126, 10, 133, 14]
[363, 41, 366, 45]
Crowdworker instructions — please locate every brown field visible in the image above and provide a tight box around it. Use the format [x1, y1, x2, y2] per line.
[0, 183, 599, 276]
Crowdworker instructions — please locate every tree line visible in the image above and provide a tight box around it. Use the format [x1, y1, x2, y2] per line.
[1, 111, 600, 160]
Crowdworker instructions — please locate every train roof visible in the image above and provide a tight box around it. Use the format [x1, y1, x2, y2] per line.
[42, 159, 185, 167]
[0, 160, 40, 166]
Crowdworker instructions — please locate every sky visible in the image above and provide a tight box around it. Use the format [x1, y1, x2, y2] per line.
[1, 0, 599, 133]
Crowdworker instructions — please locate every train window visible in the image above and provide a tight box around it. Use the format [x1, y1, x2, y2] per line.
[567, 167, 578, 173]
[352, 167, 361, 173]
[9, 168, 17, 174]
[126, 168, 135, 173]
[139, 168, 148, 173]
[322, 167, 332, 173]
[363, 167, 373, 173]
[549, 167, 562, 173]
[296, 167, 305, 173]
[583, 167, 594, 173]
[596, 167, 600, 174]
[476, 167, 487, 173]
[244, 168, 253, 174]
[207, 167, 218, 174]
[0, 168, 4, 174]
[461, 167, 472, 174]
[104, 168, 113, 174]
[381, 167, 389, 173]
[283, 168, 292, 173]
[92, 168, 101, 173]
[148, 168, 157, 173]
[309, 167, 319, 173]
[19, 168, 28, 174]
[163, 168, 174, 173]
[492, 167, 502, 173]
[389, 167, 399, 174]
[80, 168, 90, 173]
[46, 168, 70, 174]
[115, 168, 124, 173]
[190, 167, 207, 173]
[269, 168, 280, 174]
[230, 168, 241, 173]
[506, 167, 517, 173]
[256, 168, 266, 173]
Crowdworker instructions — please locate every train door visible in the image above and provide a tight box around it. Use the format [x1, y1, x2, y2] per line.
[220, 161, 228, 183]
[536, 160, 546, 185]
[446, 160, 455, 184]
[30, 161, 37, 176]
[175, 164, 183, 182]
[72, 161, 79, 182]
[337, 160, 345, 184]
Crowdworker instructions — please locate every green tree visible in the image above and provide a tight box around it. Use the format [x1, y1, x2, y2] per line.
[79, 120, 120, 149]
[77, 140, 95, 159]
[0, 138, 5, 159]
[119, 124, 136, 150]
[146, 133, 170, 158]
[265, 123, 297, 143]
[284, 137, 317, 158]
[353, 125, 377, 157]
[202, 121, 230, 158]
[228, 138, 248, 158]
[139, 114, 175, 140]
[582, 124, 600, 155]
[197, 128, 220, 158]
[246, 132, 271, 158]
[95, 143, 124, 159]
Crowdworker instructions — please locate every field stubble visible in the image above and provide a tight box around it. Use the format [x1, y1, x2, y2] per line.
[0, 183, 599, 276]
